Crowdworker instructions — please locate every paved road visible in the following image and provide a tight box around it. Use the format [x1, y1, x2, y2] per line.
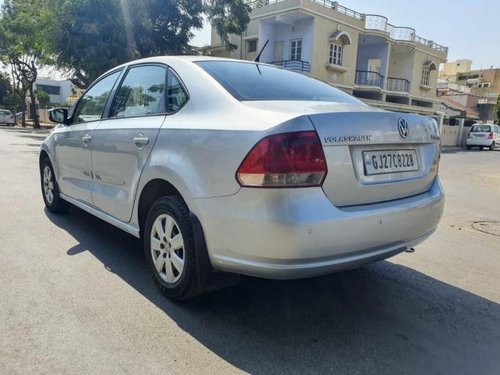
[1, 126, 499, 374]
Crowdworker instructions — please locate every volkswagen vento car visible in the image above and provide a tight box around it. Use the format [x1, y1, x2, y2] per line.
[40, 56, 444, 300]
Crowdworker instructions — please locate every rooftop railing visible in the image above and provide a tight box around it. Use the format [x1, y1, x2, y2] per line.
[248, 1, 448, 52]
[248, 0, 363, 20]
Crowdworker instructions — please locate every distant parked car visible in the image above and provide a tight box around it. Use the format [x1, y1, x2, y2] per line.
[40, 56, 444, 300]
[0, 109, 15, 126]
[466, 124, 500, 150]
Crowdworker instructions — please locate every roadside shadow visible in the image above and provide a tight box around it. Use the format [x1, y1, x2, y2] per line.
[45, 206, 500, 375]
[442, 147, 500, 154]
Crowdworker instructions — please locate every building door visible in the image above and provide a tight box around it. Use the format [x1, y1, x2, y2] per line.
[274, 41, 284, 62]
[368, 58, 382, 73]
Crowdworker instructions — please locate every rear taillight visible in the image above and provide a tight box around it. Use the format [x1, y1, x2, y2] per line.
[488, 132, 494, 139]
[236, 131, 327, 188]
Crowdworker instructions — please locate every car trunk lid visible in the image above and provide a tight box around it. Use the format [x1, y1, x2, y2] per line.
[309, 111, 440, 207]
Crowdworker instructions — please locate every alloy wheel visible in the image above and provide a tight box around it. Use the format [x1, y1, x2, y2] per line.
[43, 165, 54, 204]
[150, 214, 185, 284]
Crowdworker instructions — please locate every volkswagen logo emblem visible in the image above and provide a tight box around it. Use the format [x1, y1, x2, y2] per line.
[398, 118, 409, 139]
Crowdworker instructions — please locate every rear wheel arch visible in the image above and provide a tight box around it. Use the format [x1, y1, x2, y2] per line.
[137, 179, 187, 238]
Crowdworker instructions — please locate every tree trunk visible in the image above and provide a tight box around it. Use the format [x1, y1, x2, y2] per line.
[28, 85, 40, 129]
[19, 93, 26, 127]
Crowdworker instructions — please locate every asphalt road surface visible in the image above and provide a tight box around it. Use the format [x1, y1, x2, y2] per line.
[1, 126, 499, 374]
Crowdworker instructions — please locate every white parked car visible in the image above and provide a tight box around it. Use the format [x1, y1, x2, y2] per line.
[0, 109, 15, 126]
[467, 124, 500, 150]
[40, 56, 444, 300]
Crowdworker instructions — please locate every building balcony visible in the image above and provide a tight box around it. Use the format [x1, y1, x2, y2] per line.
[355, 70, 384, 89]
[269, 60, 311, 72]
[246, 1, 448, 53]
[386, 77, 410, 92]
[364, 14, 448, 53]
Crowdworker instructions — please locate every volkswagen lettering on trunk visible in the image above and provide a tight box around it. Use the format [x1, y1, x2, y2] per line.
[40, 56, 444, 300]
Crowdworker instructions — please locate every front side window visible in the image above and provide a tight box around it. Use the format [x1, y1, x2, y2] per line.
[290, 39, 302, 61]
[196, 61, 362, 104]
[329, 44, 343, 65]
[110, 65, 167, 118]
[73, 71, 121, 123]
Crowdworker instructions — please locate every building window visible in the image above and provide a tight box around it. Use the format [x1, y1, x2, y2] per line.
[421, 69, 431, 86]
[329, 44, 343, 66]
[36, 84, 60, 96]
[247, 40, 257, 53]
[290, 39, 302, 61]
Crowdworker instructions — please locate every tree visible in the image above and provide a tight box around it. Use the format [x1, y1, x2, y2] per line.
[0, 0, 53, 128]
[494, 95, 500, 124]
[0, 71, 13, 106]
[47, 0, 251, 88]
[204, 0, 251, 51]
[35, 89, 50, 109]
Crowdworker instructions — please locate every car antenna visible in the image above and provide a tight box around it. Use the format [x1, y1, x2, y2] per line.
[254, 40, 269, 63]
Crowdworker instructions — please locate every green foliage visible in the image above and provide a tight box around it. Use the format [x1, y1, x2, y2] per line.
[205, 0, 251, 50]
[494, 95, 500, 124]
[0, 0, 53, 127]
[47, 0, 250, 88]
[0, 0, 251, 92]
[34, 88, 50, 108]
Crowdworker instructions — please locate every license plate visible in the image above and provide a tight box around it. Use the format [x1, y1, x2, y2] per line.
[363, 150, 419, 175]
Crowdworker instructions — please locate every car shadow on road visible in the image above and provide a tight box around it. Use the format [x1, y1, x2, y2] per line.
[45, 206, 500, 375]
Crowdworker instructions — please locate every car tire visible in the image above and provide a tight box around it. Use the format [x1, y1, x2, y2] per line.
[489, 142, 495, 151]
[40, 157, 70, 213]
[144, 196, 203, 300]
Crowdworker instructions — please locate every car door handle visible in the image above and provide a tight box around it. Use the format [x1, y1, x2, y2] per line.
[82, 134, 92, 144]
[133, 135, 149, 147]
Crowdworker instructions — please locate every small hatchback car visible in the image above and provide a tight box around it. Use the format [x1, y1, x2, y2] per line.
[40, 56, 444, 300]
[0, 109, 15, 126]
[466, 124, 500, 150]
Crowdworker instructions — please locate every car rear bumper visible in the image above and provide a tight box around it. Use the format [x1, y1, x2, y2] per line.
[467, 138, 493, 147]
[189, 178, 445, 279]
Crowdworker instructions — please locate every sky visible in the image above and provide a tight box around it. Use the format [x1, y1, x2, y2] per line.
[192, 0, 500, 70]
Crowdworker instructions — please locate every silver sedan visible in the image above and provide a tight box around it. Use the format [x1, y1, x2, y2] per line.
[40, 56, 444, 300]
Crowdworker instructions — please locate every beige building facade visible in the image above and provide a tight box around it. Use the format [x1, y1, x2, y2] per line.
[440, 61, 500, 122]
[210, 0, 448, 116]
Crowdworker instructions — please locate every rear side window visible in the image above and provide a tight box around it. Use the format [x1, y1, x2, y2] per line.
[470, 125, 492, 132]
[110, 65, 167, 118]
[196, 60, 361, 104]
[0, 110, 11, 115]
[167, 69, 188, 113]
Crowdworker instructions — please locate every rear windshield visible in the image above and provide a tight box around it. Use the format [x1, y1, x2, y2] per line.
[470, 125, 491, 132]
[196, 61, 361, 104]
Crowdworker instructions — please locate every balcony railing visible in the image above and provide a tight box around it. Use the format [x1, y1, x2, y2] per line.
[248, 0, 363, 20]
[387, 77, 410, 92]
[355, 70, 384, 88]
[269, 60, 311, 72]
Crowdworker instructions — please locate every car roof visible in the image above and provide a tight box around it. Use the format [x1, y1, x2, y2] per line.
[108, 55, 262, 73]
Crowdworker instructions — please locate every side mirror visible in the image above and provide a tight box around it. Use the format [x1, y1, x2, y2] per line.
[48, 108, 69, 125]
